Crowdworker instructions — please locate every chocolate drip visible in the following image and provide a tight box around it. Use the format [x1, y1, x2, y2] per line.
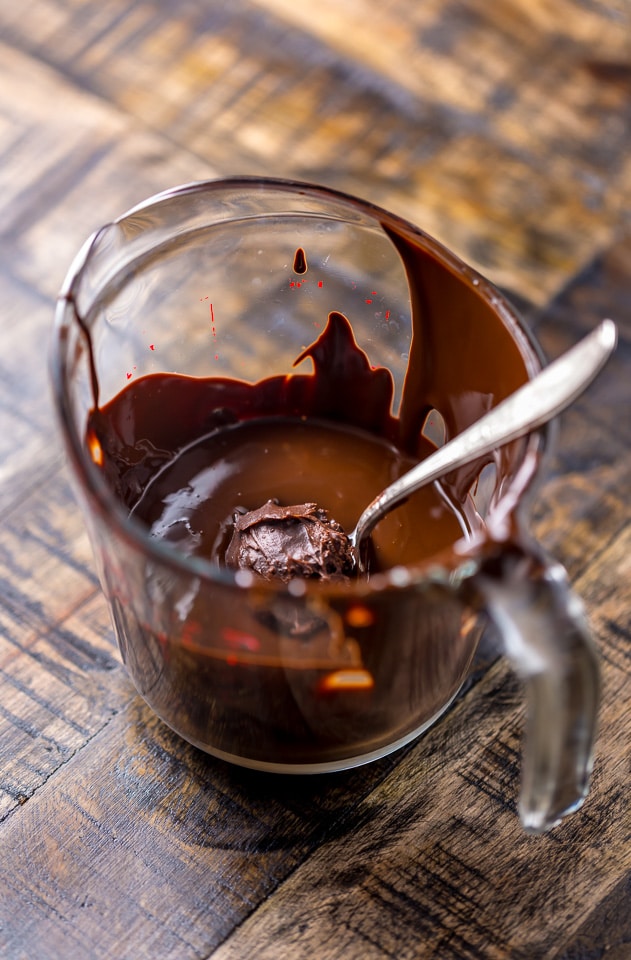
[293, 247, 308, 275]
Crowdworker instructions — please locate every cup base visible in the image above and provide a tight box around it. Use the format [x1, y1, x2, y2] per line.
[148, 683, 464, 774]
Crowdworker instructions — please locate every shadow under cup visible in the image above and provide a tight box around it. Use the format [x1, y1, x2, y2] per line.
[52, 180, 597, 830]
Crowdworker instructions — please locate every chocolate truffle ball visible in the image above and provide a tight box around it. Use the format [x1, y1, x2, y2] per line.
[226, 500, 355, 583]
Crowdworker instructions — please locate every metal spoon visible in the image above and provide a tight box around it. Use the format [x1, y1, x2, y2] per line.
[351, 319, 617, 560]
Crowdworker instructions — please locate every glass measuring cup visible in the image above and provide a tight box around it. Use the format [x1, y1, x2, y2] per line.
[51, 178, 599, 832]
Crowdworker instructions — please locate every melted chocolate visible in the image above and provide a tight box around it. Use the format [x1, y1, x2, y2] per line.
[79, 211, 541, 765]
[127, 412, 462, 576]
[88, 311, 399, 519]
[384, 225, 534, 500]
[86, 287, 535, 581]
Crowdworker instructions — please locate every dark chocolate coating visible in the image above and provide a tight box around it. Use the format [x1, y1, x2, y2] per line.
[225, 500, 355, 582]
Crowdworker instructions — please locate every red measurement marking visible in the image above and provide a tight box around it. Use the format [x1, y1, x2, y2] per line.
[210, 303, 218, 357]
[149, 343, 155, 351]
[126, 372, 132, 379]
[318, 280, 323, 288]
[385, 310, 391, 321]
[365, 299, 373, 304]
[222, 628, 260, 652]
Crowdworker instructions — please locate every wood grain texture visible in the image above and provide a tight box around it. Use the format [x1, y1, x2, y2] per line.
[0, 1, 629, 957]
[1, 0, 630, 300]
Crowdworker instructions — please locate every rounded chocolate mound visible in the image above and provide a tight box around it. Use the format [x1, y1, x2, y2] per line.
[226, 499, 355, 583]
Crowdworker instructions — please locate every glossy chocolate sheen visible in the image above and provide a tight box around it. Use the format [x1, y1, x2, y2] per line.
[225, 501, 355, 583]
[82, 218, 539, 765]
[127, 413, 466, 575]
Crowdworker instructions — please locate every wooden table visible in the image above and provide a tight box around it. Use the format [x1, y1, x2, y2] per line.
[0, 2, 629, 957]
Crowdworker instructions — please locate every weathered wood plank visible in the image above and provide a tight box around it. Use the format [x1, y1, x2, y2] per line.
[0, 466, 130, 821]
[0, 591, 125, 821]
[0, 272, 60, 517]
[1, 571, 625, 960]
[551, 873, 631, 960]
[527, 237, 631, 582]
[0, 40, 213, 302]
[0, 31, 216, 831]
[0, 1, 629, 302]
[0, 2, 629, 958]
[0, 690, 421, 959]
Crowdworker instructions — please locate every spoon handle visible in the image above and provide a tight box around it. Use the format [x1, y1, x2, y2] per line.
[352, 318, 617, 548]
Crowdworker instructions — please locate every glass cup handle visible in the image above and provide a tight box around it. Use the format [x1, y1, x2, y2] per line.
[467, 540, 600, 833]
